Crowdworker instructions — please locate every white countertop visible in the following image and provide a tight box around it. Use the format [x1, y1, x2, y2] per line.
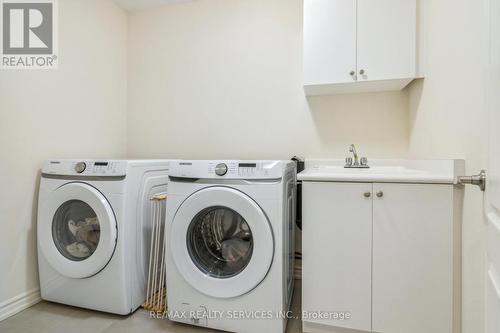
[297, 159, 465, 184]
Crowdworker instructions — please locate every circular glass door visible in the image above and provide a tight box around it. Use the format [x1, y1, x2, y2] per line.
[187, 206, 253, 278]
[38, 182, 117, 279]
[52, 200, 101, 261]
[170, 186, 274, 298]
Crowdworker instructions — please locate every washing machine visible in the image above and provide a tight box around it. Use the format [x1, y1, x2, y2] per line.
[165, 160, 296, 333]
[37, 159, 171, 314]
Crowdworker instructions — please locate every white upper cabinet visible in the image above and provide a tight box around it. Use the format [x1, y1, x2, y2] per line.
[303, 0, 418, 95]
[357, 0, 416, 82]
[303, 0, 357, 86]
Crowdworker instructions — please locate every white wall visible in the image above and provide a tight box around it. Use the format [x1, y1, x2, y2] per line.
[126, 0, 409, 160]
[0, 0, 127, 316]
[407, 1, 489, 332]
[0, 0, 488, 332]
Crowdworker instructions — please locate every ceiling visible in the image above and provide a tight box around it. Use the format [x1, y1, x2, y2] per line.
[113, 0, 193, 11]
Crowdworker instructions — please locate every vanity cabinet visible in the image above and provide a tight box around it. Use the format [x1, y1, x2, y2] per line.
[302, 182, 372, 331]
[302, 182, 461, 333]
[303, 0, 418, 95]
[371, 183, 460, 333]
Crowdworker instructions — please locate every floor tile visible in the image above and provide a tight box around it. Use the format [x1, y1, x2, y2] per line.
[0, 282, 303, 333]
[0, 302, 75, 333]
[102, 309, 216, 333]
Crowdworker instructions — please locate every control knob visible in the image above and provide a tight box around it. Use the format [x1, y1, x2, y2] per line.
[215, 163, 228, 176]
[74, 162, 86, 174]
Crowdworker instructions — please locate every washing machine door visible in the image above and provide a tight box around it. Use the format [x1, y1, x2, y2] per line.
[171, 186, 274, 298]
[38, 182, 117, 278]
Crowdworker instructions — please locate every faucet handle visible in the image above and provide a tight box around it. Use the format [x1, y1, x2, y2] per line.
[360, 157, 368, 166]
[345, 157, 353, 167]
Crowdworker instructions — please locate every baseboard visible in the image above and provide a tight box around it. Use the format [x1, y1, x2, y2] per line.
[0, 288, 41, 322]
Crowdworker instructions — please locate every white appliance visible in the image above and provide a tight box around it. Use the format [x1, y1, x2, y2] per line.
[37, 159, 171, 314]
[165, 160, 296, 333]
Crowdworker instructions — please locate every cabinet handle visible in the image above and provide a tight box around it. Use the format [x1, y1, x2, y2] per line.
[359, 69, 366, 75]
[364, 192, 371, 198]
[376, 191, 383, 198]
[350, 70, 356, 76]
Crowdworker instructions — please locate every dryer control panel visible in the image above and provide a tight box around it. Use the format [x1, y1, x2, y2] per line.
[42, 160, 128, 176]
[169, 160, 294, 180]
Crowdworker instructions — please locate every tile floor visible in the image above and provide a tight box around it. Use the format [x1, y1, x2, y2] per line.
[0, 282, 302, 333]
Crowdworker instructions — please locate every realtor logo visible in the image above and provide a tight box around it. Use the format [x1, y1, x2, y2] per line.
[1, 0, 58, 69]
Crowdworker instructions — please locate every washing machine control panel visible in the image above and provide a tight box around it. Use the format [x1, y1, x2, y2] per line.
[42, 160, 128, 176]
[169, 160, 293, 179]
[208, 162, 238, 177]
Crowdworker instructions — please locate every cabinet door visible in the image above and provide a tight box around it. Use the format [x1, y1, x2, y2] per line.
[302, 182, 372, 331]
[303, 0, 357, 85]
[372, 183, 455, 333]
[357, 0, 416, 81]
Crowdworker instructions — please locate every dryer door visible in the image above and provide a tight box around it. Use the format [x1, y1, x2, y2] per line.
[171, 186, 274, 298]
[38, 182, 117, 278]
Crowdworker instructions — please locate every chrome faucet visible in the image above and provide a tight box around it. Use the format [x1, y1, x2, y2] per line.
[345, 144, 369, 168]
[349, 144, 359, 165]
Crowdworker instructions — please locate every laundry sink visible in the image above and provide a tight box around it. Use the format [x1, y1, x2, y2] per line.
[297, 159, 465, 184]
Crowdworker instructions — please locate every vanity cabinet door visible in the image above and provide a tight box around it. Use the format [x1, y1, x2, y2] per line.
[302, 182, 372, 331]
[372, 183, 456, 333]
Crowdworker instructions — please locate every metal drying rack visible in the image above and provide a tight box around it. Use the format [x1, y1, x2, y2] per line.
[143, 193, 167, 313]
